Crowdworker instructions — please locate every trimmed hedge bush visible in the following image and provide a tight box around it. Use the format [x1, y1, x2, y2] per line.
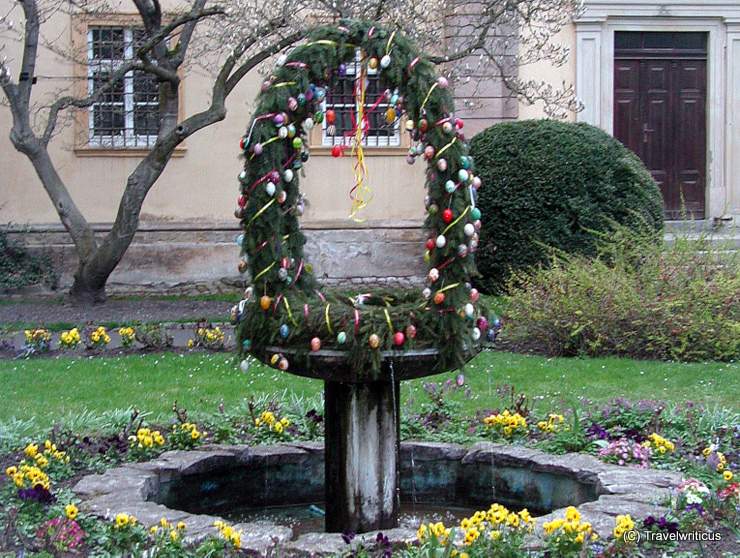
[470, 120, 664, 293]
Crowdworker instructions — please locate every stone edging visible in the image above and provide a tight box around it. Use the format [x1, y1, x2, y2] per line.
[73, 441, 682, 557]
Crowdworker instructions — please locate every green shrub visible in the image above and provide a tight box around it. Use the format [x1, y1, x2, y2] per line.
[469, 120, 664, 293]
[0, 225, 56, 290]
[502, 226, 740, 362]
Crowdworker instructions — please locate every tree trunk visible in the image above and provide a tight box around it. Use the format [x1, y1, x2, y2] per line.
[70, 264, 108, 304]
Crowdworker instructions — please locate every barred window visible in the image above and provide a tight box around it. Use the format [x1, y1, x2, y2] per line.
[322, 51, 400, 148]
[87, 26, 160, 148]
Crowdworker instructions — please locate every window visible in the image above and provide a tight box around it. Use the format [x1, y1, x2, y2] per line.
[87, 26, 160, 148]
[322, 52, 401, 148]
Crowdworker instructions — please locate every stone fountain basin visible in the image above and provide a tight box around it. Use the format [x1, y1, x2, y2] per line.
[259, 347, 481, 382]
[73, 442, 682, 557]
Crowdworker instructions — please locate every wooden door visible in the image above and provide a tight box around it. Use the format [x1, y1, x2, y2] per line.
[613, 32, 707, 219]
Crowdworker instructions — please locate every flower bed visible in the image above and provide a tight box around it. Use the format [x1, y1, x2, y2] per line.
[0, 391, 736, 557]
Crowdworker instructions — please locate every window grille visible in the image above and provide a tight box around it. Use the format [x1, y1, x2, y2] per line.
[322, 51, 401, 148]
[87, 26, 160, 148]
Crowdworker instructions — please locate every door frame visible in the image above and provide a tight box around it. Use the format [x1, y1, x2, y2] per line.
[575, 1, 740, 221]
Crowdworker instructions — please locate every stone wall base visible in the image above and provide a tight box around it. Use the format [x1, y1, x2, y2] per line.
[6, 223, 427, 296]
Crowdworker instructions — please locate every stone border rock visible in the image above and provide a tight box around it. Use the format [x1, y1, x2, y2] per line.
[73, 441, 682, 557]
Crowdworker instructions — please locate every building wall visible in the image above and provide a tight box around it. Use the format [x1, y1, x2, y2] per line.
[0, 2, 520, 292]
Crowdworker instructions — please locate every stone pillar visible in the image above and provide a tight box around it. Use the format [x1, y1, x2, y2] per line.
[324, 380, 401, 533]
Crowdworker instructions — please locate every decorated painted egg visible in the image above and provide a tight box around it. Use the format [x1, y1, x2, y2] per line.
[405, 324, 417, 339]
[260, 295, 272, 310]
[265, 182, 276, 196]
[393, 331, 405, 346]
[337, 331, 347, 344]
[445, 180, 456, 193]
[368, 333, 380, 348]
[380, 54, 391, 68]
[310, 337, 321, 351]
[433, 291, 445, 305]
[472, 327, 481, 341]
[437, 158, 448, 172]
[436, 234, 446, 248]
[279, 324, 290, 338]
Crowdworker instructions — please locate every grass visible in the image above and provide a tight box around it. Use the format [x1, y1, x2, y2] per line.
[1, 350, 737, 429]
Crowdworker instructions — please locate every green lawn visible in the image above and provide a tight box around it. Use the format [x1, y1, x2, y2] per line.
[2, 350, 737, 428]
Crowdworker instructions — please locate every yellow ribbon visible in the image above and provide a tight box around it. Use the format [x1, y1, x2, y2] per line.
[441, 205, 470, 237]
[305, 40, 338, 48]
[249, 135, 280, 160]
[283, 297, 298, 327]
[436, 282, 461, 294]
[253, 262, 275, 282]
[385, 31, 397, 55]
[324, 303, 334, 334]
[383, 308, 394, 333]
[420, 82, 438, 114]
[248, 199, 276, 226]
[435, 137, 457, 159]
[349, 62, 373, 222]
[272, 81, 296, 88]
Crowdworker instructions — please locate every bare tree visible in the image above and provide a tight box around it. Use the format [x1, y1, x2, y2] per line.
[0, 0, 579, 303]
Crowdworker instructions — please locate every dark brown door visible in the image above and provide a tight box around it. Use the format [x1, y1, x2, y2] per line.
[613, 32, 707, 219]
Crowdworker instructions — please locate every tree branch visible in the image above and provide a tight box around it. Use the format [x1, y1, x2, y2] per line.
[171, 0, 208, 66]
[17, 0, 40, 109]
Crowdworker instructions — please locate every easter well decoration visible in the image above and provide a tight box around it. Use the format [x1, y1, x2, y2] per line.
[231, 20, 498, 533]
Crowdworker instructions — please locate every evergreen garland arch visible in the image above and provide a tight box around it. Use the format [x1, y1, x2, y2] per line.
[232, 20, 497, 378]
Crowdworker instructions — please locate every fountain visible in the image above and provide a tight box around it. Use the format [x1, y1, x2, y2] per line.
[230, 20, 493, 534]
[70, 24, 686, 551]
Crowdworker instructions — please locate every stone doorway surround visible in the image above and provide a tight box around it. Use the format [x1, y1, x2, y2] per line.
[574, 0, 740, 222]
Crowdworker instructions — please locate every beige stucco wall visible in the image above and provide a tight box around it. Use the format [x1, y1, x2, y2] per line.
[0, 1, 426, 228]
[517, 25, 577, 121]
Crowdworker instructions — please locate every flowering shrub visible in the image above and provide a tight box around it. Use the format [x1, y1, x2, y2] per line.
[118, 326, 136, 348]
[169, 422, 205, 450]
[542, 506, 598, 556]
[703, 446, 728, 472]
[134, 323, 173, 349]
[188, 325, 226, 350]
[127, 427, 166, 461]
[23, 328, 52, 353]
[410, 504, 534, 558]
[36, 516, 86, 555]
[537, 413, 565, 433]
[643, 432, 676, 457]
[598, 438, 651, 467]
[5, 439, 72, 502]
[59, 327, 81, 350]
[86, 325, 111, 349]
[147, 517, 188, 557]
[253, 410, 292, 443]
[483, 410, 528, 439]
[212, 520, 243, 552]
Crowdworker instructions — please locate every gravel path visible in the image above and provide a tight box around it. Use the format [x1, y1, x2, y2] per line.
[0, 299, 231, 326]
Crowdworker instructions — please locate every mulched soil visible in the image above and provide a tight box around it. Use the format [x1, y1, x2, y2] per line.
[0, 299, 230, 326]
